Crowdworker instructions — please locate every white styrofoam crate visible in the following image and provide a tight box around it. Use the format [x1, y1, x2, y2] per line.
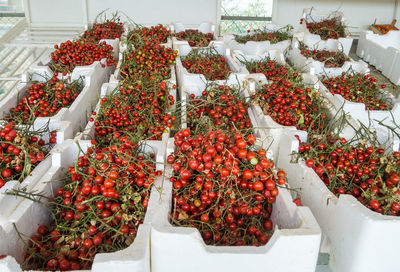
[0, 121, 72, 235]
[0, 137, 166, 272]
[287, 39, 369, 78]
[317, 77, 400, 135]
[171, 21, 217, 49]
[356, 30, 400, 85]
[149, 139, 321, 272]
[277, 130, 400, 272]
[297, 8, 354, 55]
[223, 24, 292, 55]
[0, 63, 105, 134]
[176, 42, 249, 90]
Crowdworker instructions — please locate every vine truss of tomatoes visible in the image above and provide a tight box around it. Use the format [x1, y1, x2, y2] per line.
[174, 29, 213, 47]
[295, 130, 400, 216]
[92, 76, 176, 147]
[321, 72, 392, 111]
[252, 70, 329, 131]
[168, 83, 288, 246]
[0, 122, 56, 189]
[300, 16, 347, 40]
[6, 74, 84, 124]
[169, 127, 287, 246]
[50, 40, 115, 74]
[127, 24, 171, 47]
[234, 25, 293, 44]
[121, 43, 177, 80]
[182, 47, 231, 81]
[237, 55, 291, 82]
[185, 84, 252, 135]
[82, 20, 124, 42]
[299, 42, 350, 68]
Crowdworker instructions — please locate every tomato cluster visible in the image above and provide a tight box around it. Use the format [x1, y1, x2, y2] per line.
[321, 73, 392, 110]
[93, 77, 176, 146]
[24, 139, 161, 270]
[169, 128, 285, 246]
[0, 122, 56, 189]
[121, 44, 177, 80]
[186, 85, 252, 133]
[301, 17, 346, 40]
[238, 56, 291, 82]
[51, 40, 115, 74]
[82, 19, 124, 42]
[174, 29, 213, 47]
[253, 71, 328, 130]
[7, 74, 83, 124]
[234, 27, 292, 44]
[299, 42, 350, 68]
[127, 24, 170, 46]
[297, 134, 400, 216]
[182, 48, 231, 81]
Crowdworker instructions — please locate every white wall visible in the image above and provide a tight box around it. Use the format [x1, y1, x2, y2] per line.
[272, 0, 400, 35]
[23, 0, 220, 28]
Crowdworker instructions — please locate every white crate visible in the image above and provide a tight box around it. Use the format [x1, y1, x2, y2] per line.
[356, 30, 400, 85]
[0, 137, 166, 272]
[149, 139, 321, 272]
[277, 130, 400, 272]
[0, 121, 72, 237]
[0, 63, 105, 134]
[317, 78, 400, 135]
[171, 22, 217, 49]
[223, 24, 292, 55]
[176, 42, 249, 90]
[287, 39, 369, 78]
[297, 8, 354, 55]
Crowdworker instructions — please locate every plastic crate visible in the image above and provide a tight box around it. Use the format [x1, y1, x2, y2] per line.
[356, 30, 400, 85]
[223, 24, 292, 55]
[277, 129, 400, 272]
[297, 8, 353, 55]
[287, 39, 369, 78]
[0, 137, 166, 271]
